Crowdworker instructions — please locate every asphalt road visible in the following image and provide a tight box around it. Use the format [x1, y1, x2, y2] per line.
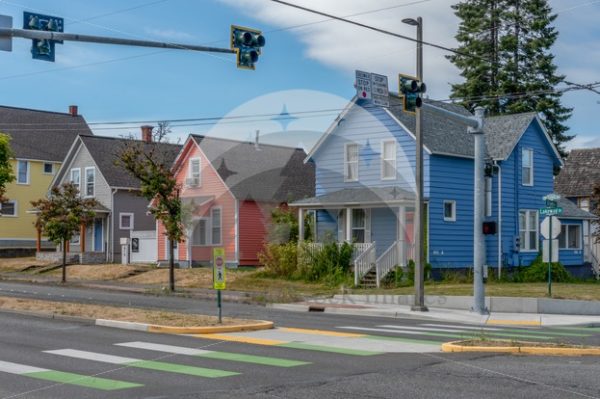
[0, 281, 599, 398]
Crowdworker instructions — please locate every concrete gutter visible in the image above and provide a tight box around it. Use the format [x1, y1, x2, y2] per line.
[442, 341, 600, 356]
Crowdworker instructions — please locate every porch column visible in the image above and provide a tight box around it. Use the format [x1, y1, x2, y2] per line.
[80, 224, 86, 253]
[36, 227, 41, 252]
[398, 206, 406, 265]
[298, 208, 305, 243]
[65, 240, 70, 253]
[345, 208, 352, 242]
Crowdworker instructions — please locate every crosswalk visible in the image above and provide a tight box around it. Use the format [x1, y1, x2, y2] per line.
[1, 322, 598, 394]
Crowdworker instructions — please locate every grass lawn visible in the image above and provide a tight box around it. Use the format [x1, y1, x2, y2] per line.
[0, 257, 54, 272]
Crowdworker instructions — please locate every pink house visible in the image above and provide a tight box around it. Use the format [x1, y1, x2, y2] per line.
[157, 134, 314, 267]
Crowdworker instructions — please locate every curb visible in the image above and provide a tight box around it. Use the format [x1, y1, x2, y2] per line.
[0, 308, 274, 335]
[441, 341, 600, 356]
[486, 319, 542, 326]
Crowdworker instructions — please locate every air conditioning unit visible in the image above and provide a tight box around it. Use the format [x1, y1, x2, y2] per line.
[186, 177, 200, 187]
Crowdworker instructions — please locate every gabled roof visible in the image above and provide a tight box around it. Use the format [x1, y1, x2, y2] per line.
[291, 186, 415, 207]
[79, 135, 182, 189]
[190, 135, 315, 203]
[0, 105, 92, 162]
[557, 198, 597, 220]
[555, 148, 600, 197]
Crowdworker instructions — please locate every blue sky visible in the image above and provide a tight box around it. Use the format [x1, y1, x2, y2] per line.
[0, 0, 598, 150]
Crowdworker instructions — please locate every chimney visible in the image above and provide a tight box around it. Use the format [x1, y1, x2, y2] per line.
[68, 105, 78, 117]
[254, 130, 261, 151]
[141, 125, 154, 143]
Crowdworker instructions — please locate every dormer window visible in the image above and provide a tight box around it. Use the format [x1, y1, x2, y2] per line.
[522, 148, 533, 186]
[344, 143, 358, 181]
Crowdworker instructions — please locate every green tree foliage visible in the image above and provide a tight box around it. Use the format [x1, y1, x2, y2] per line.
[448, 0, 573, 154]
[0, 133, 14, 205]
[31, 183, 99, 283]
[591, 185, 600, 245]
[116, 129, 182, 291]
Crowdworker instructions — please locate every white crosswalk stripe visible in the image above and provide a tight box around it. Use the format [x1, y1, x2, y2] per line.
[420, 324, 502, 331]
[44, 349, 138, 364]
[116, 342, 212, 356]
[378, 325, 478, 333]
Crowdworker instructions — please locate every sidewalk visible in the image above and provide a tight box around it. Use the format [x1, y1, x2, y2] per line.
[269, 295, 600, 327]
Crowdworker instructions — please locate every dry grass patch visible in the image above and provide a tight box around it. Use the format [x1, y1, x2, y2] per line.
[121, 267, 244, 287]
[0, 296, 252, 327]
[0, 257, 54, 272]
[47, 264, 146, 281]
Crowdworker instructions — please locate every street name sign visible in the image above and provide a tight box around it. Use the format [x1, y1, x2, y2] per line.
[540, 207, 563, 216]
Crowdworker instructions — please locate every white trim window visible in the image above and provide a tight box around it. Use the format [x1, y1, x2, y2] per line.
[381, 140, 396, 180]
[187, 157, 201, 187]
[521, 148, 534, 186]
[351, 208, 366, 243]
[0, 200, 17, 217]
[119, 213, 134, 230]
[192, 218, 209, 246]
[558, 224, 581, 250]
[211, 208, 222, 245]
[519, 210, 538, 251]
[85, 167, 95, 197]
[579, 198, 590, 212]
[344, 143, 359, 182]
[43, 162, 54, 175]
[443, 200, 456, 222]
[16, 160, 29, 184]
[70, 168, 81, 193]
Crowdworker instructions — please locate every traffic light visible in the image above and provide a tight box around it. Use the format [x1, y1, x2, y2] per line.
[230, 25, 265, 70]
[23, 12, 63, 62]
[399, 73, 426, 113]
[482, 221, 497, 235]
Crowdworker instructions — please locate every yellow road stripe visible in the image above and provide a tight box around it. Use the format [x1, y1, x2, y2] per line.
[195, 334, 286, 346]
[486, 320, 541, 326]
[279, 327, 365, 338]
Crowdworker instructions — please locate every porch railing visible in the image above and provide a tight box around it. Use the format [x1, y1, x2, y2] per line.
[304, 242, 373, 262]
[353, 242, 376, 286]
[375, 241, 399, 288]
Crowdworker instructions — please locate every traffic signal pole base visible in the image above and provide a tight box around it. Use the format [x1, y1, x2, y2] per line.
[410, 305, 429, 312]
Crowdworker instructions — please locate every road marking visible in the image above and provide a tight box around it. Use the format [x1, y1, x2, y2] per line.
[379, 325, 561, 340]
[198, 334, 286, 346]
[420, 324, 591, 337]
[279, 327, 365, 338]
[0, 360, 141, 391]
[278, 342, 382, 356]
[340, 326, 555, 340]
[45, 349, 238, 378]
[420, 324, 502, 331]
[487, 319, 541, 326]
[116, 342, 309, 367]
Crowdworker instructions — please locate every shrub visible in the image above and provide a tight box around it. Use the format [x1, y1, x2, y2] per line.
[258, 242, 298, 278]
[406, 259, 432, 283]
[521, 254, 571, 283]
[299, 241, 353, 285]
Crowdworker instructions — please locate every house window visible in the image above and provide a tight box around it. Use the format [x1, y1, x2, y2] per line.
[351, 209, 366, 243]
[443, 200, 456, 222]
[485, 177, 492, 217]
[188, 158, 201, 186]
[0, 201, 17, 217]
[211, 208, 222, 245]
[579, 198, 590, 212]
[119, 213, 134, 230]
[43, 163, 53, 174]
[519, 210, 538, 251]
[17, 160, 29, 184]
[344, 143, 359, 181]
[85, 167, 95, 197]
[131, 238, 139, 253]
[522, 148, 533, 186]
[70, 168, 81, 193]
[192, 219, 208, 246]
[558, 224, 581, 250]
[381, 140, 396, 179]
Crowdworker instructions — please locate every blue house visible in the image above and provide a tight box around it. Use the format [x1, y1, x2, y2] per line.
[292, 94, 596, 286]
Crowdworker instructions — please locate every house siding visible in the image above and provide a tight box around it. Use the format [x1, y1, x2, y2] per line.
[371, 207, 397, 257]
[311, 103, 429, 198]
[112, 190, 155, 260]
[239, 201, 273, 266]
[557, 220, 585, 266]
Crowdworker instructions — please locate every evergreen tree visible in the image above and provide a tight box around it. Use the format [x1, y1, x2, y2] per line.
[448, 0, 573, 155]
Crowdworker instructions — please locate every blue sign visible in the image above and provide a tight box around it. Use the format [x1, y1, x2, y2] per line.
[23, 12, 64, 62]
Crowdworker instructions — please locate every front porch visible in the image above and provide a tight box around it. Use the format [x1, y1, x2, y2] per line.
[293, 187, 418, 287]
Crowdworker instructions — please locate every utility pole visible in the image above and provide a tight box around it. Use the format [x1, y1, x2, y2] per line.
[403, 16, 427, 312]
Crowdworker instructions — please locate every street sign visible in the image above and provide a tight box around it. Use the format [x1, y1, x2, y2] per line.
[540, 216, 561, 239]
[0, 15, 12, 52]
[540, 207, 563, 216]
[213, 247, 226, 290]
[371, 73, 389, 107]
[23, 12, 64, 62]
[355, 70, 372, 100]
[543, 239, 559, 263]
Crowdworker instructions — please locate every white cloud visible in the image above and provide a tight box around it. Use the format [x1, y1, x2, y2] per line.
[144, 28, 196, 41]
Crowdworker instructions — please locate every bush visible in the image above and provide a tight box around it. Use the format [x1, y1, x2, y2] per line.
[406, 259, 432, 283]
[258, 242, 298, 278]
[521, 254, 572, 283]
[298, 241, 353, 285]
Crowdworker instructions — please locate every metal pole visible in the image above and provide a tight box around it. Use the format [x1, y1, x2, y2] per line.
[217, 290, 222, 324]
[472, 107, 487, 314]
[411, 17, 427, 312]
[0, 28, 235, 54]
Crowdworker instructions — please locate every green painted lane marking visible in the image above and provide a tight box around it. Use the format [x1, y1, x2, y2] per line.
[198, 352, 310, 367]
[546, 326, 600, 333]
[404, 330, 556, 341]
[129, 360, 239, 378]
[364, 335, 445, 345]
[278, 342, 383, 356]
[26, 371, 142, 391]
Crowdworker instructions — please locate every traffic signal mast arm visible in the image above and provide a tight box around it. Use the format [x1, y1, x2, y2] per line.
[0, 27, 236, 55]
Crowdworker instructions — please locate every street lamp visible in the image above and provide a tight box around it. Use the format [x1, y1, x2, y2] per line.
[403, 17, 427, 312]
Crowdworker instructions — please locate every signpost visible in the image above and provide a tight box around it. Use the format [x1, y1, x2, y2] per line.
[355, 70, 389, 107]
[213, 248, 226, 323]
[541, 194, 563, 297]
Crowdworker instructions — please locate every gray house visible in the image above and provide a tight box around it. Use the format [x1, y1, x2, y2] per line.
[51, 129, 181, 262]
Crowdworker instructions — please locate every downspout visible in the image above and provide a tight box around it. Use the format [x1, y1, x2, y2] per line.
[110, 188, 117, 263]
[494, 160, 502, 279]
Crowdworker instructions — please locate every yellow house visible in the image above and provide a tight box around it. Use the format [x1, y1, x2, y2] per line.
[0, 105, 92, 253]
